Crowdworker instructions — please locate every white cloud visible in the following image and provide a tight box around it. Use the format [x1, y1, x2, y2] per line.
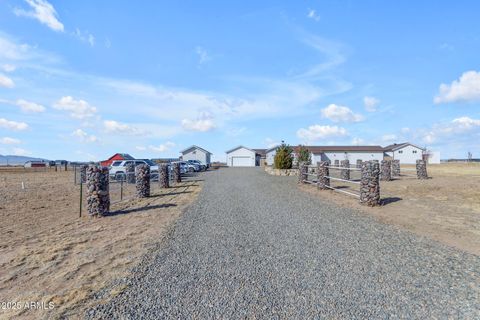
[0, 137, 21, 144]
[381, 134, 397, 142]
[14, 0, 64, 32]
[103, 120, 142, 135]
[72, 129, 98, 143]
[321, 104, 364, 123]
[434, 71, 480, 104]
[12, 147, 30, 156]
[1, 64, 16, 72]
[307, 9, 320, 21]
[401, 127, 410, 134]
[419, 116, 480, 144]
[195, 46, 211, 65]
[16, 99, 45, 113]
[0, 74, 15, 88]
[351, 137, 365, 145]
[181, 113, 216, 132]
[74, 28, 95, 47]
[53, 96, 97, 119]
[135, 146, 147, 151]
[297, 124, 347, 142]
[265, 137, 280, 149]
[148, 142, 175, 153]
[0, 118, 29, 131]
[363, 96, 380, 112]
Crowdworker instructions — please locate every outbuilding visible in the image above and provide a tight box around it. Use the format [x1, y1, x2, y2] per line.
[100, 153, 134, 167]
[383, 142, 425, 164]
[180, 145, 212, 166]
[225, 146, 259, 167]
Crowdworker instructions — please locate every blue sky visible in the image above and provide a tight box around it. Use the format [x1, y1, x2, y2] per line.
[0, 0, 479, 161]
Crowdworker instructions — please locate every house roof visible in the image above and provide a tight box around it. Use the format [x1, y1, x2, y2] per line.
[180, 145, 212, 155]
[107, 153, 134, 161]
[225, 145, 256, 154]
[383, 142, 425, 151]
[252, 149, 267, 157]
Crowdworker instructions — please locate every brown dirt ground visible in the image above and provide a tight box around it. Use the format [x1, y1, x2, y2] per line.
[299, 162, 480, 256]
[0, 168, 202, 319]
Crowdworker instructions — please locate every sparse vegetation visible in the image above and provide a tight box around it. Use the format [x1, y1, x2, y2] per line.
[296, 145, 311, 166]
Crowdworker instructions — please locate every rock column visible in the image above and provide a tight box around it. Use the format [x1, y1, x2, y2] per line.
[159, 163, 169, 188]
[392, 160, 400, 177]
[381, 160, 392, 181]
[317, 161, 330, 190]
[173, 162, 182, 183]
[126, 163, 135, 184]
[298, 162, 307, 184]
[356, 159, 363, 169]
[340, 160, 350, 180]
[416, 159, 428, 179]
[86, 166, 110, 217]
[360, 161, 380, 206]
[135, 164, 150, 198]
[334, 159, 339, 167]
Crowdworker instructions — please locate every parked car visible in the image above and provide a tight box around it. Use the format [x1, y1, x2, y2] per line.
[181, 161, 200, 172]
[168, 162, 187, 174]
[187, 160, 206, 171]
[109, 159, 159, 180]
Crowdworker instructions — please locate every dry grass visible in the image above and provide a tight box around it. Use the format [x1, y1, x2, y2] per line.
[0, 169, 202, 319]
[300, 163, 480, 256]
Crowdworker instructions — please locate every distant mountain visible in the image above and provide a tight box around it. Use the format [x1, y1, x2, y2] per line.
[0, 155, 49, 166]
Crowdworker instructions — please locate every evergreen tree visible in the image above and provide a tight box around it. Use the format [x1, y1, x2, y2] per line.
[296, 145, 311, 165]
[274, 142, 293, 169]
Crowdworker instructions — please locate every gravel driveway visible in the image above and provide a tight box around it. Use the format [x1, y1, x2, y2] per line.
[87, 168, 480, 319]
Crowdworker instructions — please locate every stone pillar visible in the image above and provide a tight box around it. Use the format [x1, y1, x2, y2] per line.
[317, 161, 330, 190]
[80, 165, 87, 183]
[340, 160, 350, 180]
[159, 163, 169, 188]
[356, 159, 362, 169]
[416, 159, 428, 179]
[298, 162, 307, 184]
[126, 163, 135, 184]
[360, 161, 380, 206]
[392, 160, 400, 177]
[86, 165, 110, 217]
[135, 164, 150, 198]
[173, 162, 181, 183]
[334, 159, 339, 167]
[380, 160, 392, 181]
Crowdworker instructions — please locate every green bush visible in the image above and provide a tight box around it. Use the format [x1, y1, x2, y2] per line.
[296, 145, 311, 165]
[274, 143, 293, 169]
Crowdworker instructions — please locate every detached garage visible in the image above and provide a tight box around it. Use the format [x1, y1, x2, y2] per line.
[226, 146, 256, 167]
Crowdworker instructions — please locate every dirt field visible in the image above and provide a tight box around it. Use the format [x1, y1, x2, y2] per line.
[300, 162, 480, 256]
[0, 168, 202, 319]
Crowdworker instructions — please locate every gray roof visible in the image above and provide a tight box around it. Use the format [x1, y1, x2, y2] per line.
[180, 145, 212, 155]
[383, 142, 425, 151]
[225, 145, 255, 154]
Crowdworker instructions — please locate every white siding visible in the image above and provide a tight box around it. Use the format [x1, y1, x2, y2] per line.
[392, 145, 423, 164]
[226, 147, 256, 167]
[181, 147, 211, 165]
[312, 151, 384, 164]
[266, 150, 276, 166]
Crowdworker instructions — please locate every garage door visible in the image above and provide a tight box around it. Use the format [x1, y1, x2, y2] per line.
[232, 156, 252, 167]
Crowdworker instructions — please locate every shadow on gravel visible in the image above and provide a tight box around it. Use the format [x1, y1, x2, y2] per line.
[107, 203, 177, 216]
[150, 191, 193, 197]
[380, 197, 403, 205]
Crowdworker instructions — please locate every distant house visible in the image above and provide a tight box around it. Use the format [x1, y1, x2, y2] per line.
[225, 146, 266, 167]
[265, 145, 385, 166]
[100, 153, 134, 167]
[24, 160, 47, 168]
[383, 143, 425, 164]
[180, 145, 212, 166]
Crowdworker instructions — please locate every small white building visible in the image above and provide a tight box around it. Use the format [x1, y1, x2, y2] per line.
[225, 146, 261, 167]
[383, 142, 425, 164]
[180, 145, 212, 166]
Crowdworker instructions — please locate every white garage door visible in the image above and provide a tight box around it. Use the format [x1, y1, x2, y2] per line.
[232, 156, 252, 167]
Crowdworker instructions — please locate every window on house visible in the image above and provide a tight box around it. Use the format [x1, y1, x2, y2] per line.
[398, 150, 403, 154]
[413, 150, 417, 153]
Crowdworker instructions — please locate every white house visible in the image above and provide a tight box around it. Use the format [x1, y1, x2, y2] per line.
[383, 142, 425, 164]
[226, 146, 264, 167]
[180, 145, 212, 166]
[266, 145, 385, 166]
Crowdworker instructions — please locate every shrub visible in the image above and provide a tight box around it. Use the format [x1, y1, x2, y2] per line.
[274, 143, 293, 169]
[296, 145, 311, 165]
